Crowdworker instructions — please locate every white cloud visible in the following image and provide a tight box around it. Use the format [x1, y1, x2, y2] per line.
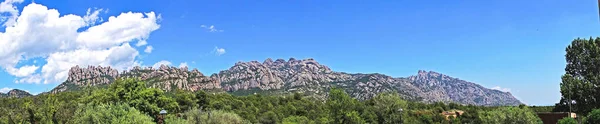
[136, 40, 148, 46]
[152, 60, 171, 68]
[144, 45, 153, 53]
[0, 0, 24, 27]
[15, 74, 41, 84]
[0, 87, 12, 93]
[5, 65, 39, 77]
[201, 25, 223, 32]
[0, 3, 160, 84]
[178, 62, 188, 68]
[491, 86, 511, 92]
[214, 46, 226, 56]
[83, 8, 104, 26]
[41, 43, 139, 84]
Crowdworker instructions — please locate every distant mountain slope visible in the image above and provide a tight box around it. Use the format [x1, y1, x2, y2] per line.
[0, 89, 32, 98]
[48, 58, 522, 106]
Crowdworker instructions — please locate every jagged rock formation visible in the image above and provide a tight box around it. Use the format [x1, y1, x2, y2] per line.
[49, 58, 522, 106]
[407, 70, 522, 106]
[0, 89, 32, 98]
[50, 65, 219, 93]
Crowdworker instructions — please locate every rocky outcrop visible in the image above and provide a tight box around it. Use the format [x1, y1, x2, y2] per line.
[407, 70, 522, 106]
[212, 58, 521, 105]
[51, 65, 219, 93]
[0, 89, 32, 98]
[49, 58, 522, 106]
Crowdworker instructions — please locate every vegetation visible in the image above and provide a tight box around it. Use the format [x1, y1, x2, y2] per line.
[560, 37, 600, 115]
[0, 77, 545, 124]
[558, 117, 577, 124]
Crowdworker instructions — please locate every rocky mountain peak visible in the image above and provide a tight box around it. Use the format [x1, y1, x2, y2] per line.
[263, 58, 274, 65]
[0, 89, 32, 98]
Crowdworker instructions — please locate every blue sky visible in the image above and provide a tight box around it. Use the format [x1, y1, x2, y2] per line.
[0, 0, 598, 105]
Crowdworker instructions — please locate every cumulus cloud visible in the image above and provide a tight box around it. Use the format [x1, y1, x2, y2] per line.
[15, 74, 41, 84]
[201, 25, 223, 32]
[491, 86, 511, 92]
[0, 0, 24, 27]
[152, 60, 171, 68]
[144, 46, 153, 53]
[0, 3, 160, 84]
[214, 46, 226, 56]
[0, 87, 12, 93]
[178, 62, 188, 68]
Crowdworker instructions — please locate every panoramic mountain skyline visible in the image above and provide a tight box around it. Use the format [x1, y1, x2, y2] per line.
[0, 0, 599, 105]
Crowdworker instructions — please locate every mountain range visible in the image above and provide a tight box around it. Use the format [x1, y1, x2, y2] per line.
[5, 58, 522, 106]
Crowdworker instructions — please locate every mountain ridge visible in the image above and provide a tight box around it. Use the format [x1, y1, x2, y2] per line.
[39, 58, 521, 106]
[0, 89, 32, 98]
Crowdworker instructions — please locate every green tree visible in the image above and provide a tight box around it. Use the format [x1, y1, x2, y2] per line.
[478, 106, 542, 124]
[560, 37, 600, 114]
[70, 103, 154, 124]
[586, 109, 600, 124]
[326, 88, 359, 123]
[365, 92, 408, 123]
[259, 111, 280, 124]
[184, 109, 249, 124]
[343, 111, 366, 124]
[83, 78, 179, 117]
[196, 90, 210, 110]
[173, 89, 198, 113]
[282, 116, 314, 124]
[558, 117, 577, 124]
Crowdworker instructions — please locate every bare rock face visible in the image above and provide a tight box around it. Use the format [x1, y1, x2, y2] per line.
[407, 70, 522, 106]
[122, 65, 220, 91]
[51, 65, 220, 93]
[49, 58, 522, 106]
[215, 58, 349, 91]
[214, 58, 522, 106]
[0, 89, 32, 98]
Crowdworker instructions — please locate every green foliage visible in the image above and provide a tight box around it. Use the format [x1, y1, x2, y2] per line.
[282, 116, 314, 124]
[561, 37, 600, 114]
[165, 114, 189, 124]
[478, 106, 542, 124]
[558, 117, 577, 124]
[327, 88, 360, 123]
[173, 89, 198, 113]
[183, 109, 249, 124]
[365, 92, 408, 123]
[586, 109, 600, 124]
[84, 78, 179, 116]
[0, 77, 544, 124]
[343, 111, 366, 124]
[70, 103, 154, 124]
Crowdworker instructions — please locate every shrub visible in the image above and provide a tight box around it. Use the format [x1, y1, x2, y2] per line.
[283, 116, 314, 124]
[70, 103, 154, 124]
[586, 109, 600, 124]
[558, 117, 577, 124]
[184, 109, 249, 124]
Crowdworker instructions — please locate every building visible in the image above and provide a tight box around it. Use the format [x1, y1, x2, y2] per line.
[441, 110, 464, 120]
[536, 112, 577, 124]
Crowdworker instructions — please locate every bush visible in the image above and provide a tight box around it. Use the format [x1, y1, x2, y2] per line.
[184, 109, 249, 124]
[478, 106, 542, 124]
[283, 116, 314, 124]
[70, 103, 154, 124]
[165, 114, 189, 124]
[558, 117, 577, 124]
[586, 109, 600, 124]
